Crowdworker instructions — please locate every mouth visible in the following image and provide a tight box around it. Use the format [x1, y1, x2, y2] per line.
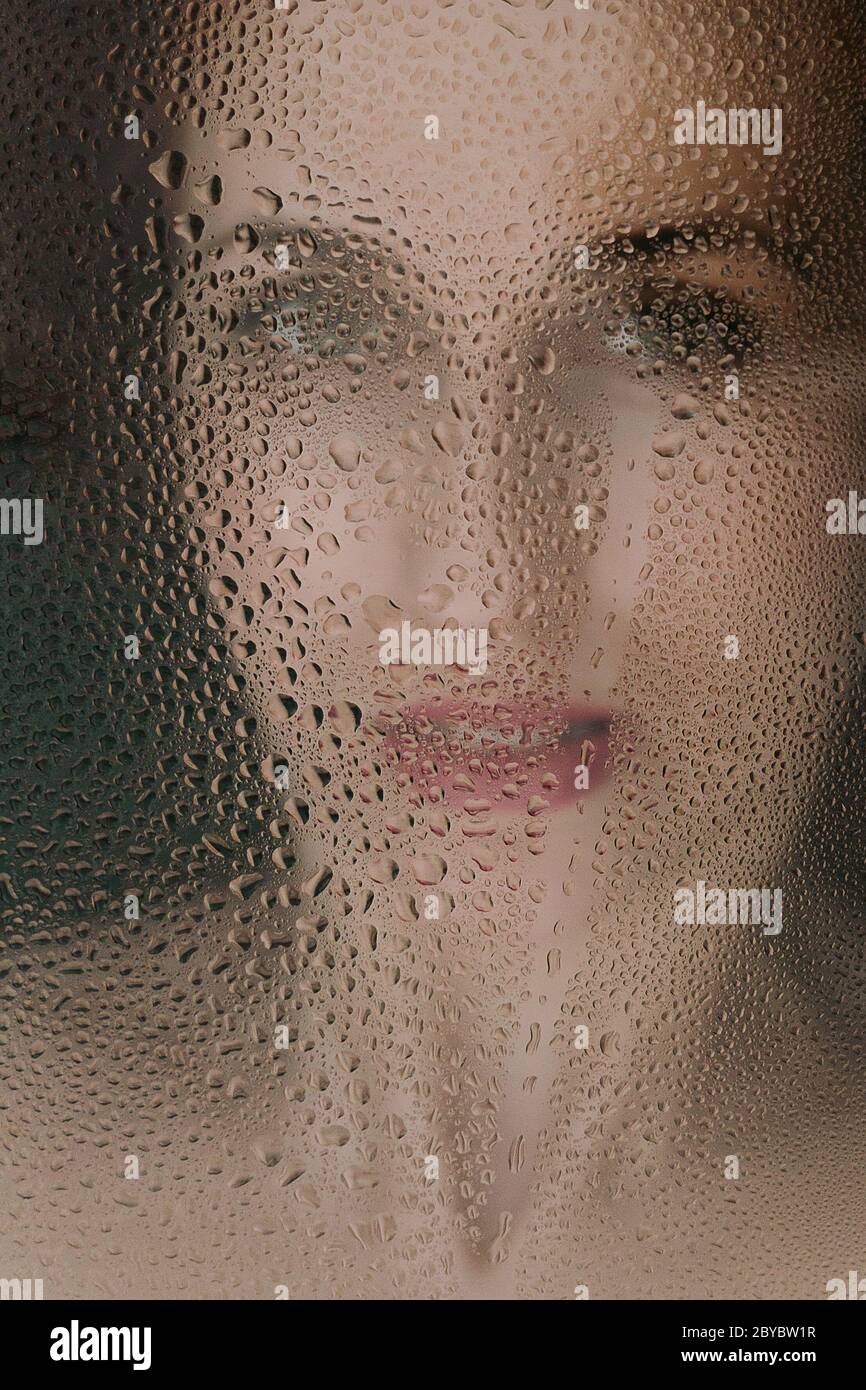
[382, 696, 612, 814]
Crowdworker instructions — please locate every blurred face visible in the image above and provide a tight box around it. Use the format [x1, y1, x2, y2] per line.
[1, 0, 864, 1299]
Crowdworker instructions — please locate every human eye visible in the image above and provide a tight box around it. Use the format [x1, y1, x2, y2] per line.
[600, 224, 781, 371]
[230, 227, 406, 363]
[607, 279, 762, 368]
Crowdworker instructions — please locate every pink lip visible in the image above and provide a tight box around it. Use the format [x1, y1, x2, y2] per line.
[382, 697, 611, 814]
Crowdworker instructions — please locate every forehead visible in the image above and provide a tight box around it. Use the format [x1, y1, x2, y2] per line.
[174, 0, 857, 270]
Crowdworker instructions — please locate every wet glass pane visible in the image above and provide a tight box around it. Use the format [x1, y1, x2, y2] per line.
[0, 0, 864, 1303]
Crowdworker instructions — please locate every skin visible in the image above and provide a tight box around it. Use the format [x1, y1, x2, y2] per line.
[0, 0, 864, 1300]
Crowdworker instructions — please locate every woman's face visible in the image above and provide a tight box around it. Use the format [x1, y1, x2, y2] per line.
[2, 0, 864, 1299]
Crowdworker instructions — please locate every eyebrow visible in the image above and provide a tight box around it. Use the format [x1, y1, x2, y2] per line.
[607, 217, 806, 280]
[211, 217, 389, 257]
[206, 211, 806, 311]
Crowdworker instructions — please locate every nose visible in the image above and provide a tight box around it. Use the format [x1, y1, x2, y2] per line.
[564, 367, 660, 711]
[383, 326, 660, 704]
